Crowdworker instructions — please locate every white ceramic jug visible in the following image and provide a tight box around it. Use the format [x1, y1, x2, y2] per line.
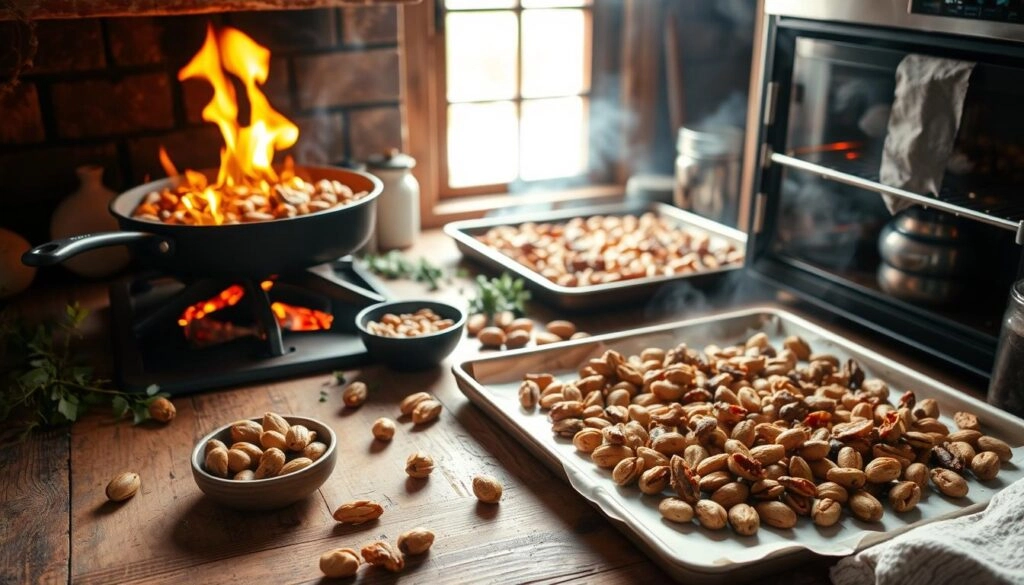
[50, 165, 130, 278]
[367, 149, 420, 251]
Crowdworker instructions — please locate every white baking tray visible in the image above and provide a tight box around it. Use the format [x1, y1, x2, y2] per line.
[452, 308, 1024, 583]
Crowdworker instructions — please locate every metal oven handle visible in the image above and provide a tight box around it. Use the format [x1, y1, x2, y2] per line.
[769, 152, 1024, 244]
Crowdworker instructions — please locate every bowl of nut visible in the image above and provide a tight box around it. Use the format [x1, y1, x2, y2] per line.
[355, 300, 467, 370]
[190, 413, 337, 511]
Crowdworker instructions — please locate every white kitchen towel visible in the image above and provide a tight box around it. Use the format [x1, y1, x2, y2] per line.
[830, 477, 1024, 585]
[878, 54, 975, 215]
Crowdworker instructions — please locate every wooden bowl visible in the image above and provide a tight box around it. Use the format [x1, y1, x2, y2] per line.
[190, 415, 337, 511]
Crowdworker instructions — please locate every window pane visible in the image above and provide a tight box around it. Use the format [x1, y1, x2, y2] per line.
[522, 0, 589, 6]
[522, 9, 588, 98]
[446, 12, 519, 102]
[448, 102, 519, 187]
[447, 0, 517, 9]
[520, 97, 587, 181]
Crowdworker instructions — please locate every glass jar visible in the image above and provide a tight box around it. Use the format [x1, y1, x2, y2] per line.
[987, 280, 1024, 418]
[673, 125, 743, 228]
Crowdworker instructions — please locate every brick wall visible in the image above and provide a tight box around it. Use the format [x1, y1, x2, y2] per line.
[0, 6, 404, 247]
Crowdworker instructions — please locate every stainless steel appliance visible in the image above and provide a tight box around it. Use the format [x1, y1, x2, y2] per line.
[741, 0, 1024, 382]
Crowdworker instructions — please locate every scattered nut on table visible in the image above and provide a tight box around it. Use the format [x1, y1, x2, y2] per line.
[467, 315, 588, 351]
[405, 452, 435, 478]
[319, 548, 361, 578]
[342, 381, 368, 408]
[397, 527, 435, 555]
[333, 499, 384, 524]
[372, 417, 396, 441]
[472, 474, 503, 503]
[147, 397, 176, 423]
[400, 392, 434, 416]
[360, 540, 405, 572]
[105, 471, 141, 502]
[412, 399, 443, 424]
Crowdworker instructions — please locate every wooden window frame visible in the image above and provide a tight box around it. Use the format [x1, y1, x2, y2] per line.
[400, 0, 628, 229]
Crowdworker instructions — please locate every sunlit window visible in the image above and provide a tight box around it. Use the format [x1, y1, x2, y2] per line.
[443, 0, 593, 191]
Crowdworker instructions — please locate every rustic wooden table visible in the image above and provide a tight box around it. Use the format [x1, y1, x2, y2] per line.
[1, 231, 979, 585]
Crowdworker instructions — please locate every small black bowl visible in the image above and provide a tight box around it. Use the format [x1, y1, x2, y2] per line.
[355, 300, 467, 370]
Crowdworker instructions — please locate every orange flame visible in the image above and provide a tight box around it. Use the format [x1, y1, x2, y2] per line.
[161, 24, 300, 224]
[179, 24, 299, 187]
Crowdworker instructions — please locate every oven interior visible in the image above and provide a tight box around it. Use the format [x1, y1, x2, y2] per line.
[747, 10, 1024, 380]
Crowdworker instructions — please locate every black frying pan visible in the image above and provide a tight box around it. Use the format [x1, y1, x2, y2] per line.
[23, 166, 381, 277]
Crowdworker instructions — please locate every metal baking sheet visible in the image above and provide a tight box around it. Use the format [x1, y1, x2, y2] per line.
[452, 307, 1024, 583]
[444, 202, 747, 311]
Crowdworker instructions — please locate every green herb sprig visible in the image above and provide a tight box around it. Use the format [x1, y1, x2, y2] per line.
[1, 303, 168, 444]
[468, 273, 531, 321]
[362, 251, 445, 291]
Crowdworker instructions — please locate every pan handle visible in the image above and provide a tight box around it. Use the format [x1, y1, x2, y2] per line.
[22, 232, 173, 267]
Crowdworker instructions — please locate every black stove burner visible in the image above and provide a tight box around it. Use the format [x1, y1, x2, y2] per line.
[110, 259, 389, 394]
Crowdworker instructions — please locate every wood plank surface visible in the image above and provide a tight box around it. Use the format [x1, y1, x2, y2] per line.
[0, 429, 70, 585]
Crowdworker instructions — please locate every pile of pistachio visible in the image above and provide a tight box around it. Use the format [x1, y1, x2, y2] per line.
[520, 333, 1014, 535]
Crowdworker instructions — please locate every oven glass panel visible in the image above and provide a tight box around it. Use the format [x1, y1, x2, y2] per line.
[772, 37, 1022, 337]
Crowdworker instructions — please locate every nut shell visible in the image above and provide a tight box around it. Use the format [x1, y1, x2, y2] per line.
[406, 452, 436, 478]
[279, 457, 313, 476]
[811, 498, 841, 527]
[105, 471, 141, 502]
[320, 548, 360, 578]
[694, 499, 728, 530]
[342, 381, 368, 408]
[205, 447, 230, 478]
[658, 497, 694, 523]
[397, 527, 435, 555]
[148, 397, 176, 423]
[372, 418, 397, 441]
[230, 420, 263, 444]
[333, 499, 384, 524]
[262, 412, 290, 436]
[412, 399, 443, 424]
[478, 326, 507, 348]
[546, 320, 577, 340]
[472, 474, 503, 503]
[400, 392, 433, 415]
[361, 540, 404, 572]
[727, 503, 760, 536]
[971, 451, 1001, 481]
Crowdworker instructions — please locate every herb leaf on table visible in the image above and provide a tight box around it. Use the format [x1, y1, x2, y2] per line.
[468, 273, 531, 321]
[0, 303, 169, 444]
[362, 251, 446, 291]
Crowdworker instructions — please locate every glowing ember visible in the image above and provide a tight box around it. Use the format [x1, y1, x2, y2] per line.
[178, 280, 334, 337]
[133, 24, 368, 226]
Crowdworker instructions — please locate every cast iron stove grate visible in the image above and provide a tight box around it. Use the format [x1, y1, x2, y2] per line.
[110, 258, 388, 395]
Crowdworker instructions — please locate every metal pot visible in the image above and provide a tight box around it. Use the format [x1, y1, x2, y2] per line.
[23, 166, 381, 277]
[877, 206, 972, 276]
[877, 262, 966, 305]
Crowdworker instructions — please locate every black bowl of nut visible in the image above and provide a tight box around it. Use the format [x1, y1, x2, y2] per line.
[190, 413, 337, 511]
[355, 300, 467, 370]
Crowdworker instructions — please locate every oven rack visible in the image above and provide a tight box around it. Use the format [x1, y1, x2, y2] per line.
[771, 152, 1024, 244]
